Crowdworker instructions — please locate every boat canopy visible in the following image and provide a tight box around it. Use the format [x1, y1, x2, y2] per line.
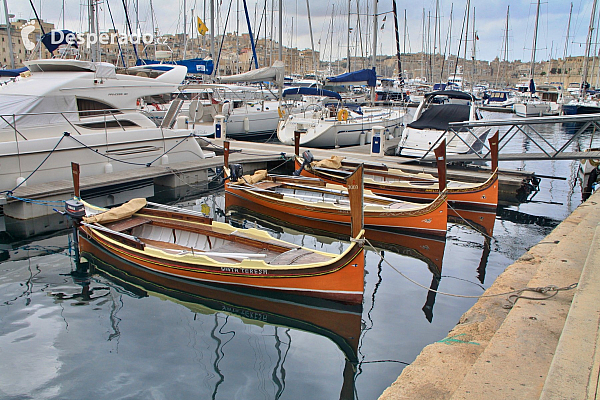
[282, 87, 342, 101]
[407, 103, 470, 131]
[218, 61, 284, 85]
[326, 68, 377, 87]
[425, 90, 474, 101]
[41, 30, 78, 54]
[0, 67, 28, 77]
[137, 58, 214, 75]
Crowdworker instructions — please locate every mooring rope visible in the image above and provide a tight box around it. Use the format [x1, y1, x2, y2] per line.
[365, 238, 578, 308]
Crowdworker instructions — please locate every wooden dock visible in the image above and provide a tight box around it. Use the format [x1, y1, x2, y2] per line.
[0, 137, 541, 220]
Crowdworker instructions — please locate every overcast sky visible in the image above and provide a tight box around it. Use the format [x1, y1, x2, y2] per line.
[6, 1, 595, 64]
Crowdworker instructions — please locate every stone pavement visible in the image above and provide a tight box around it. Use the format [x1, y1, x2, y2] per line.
[379, 190, 600, 399]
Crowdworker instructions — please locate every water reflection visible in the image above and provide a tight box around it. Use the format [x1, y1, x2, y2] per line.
[82, 248, 362, 399]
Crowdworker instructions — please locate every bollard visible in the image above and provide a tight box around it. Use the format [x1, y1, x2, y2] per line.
[214, 114, 226, 139]
[370, 125, 386, 156]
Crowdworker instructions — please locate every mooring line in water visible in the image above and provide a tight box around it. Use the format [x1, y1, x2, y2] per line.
[447, 202, 495, 241]
[365, 238, 578, 308]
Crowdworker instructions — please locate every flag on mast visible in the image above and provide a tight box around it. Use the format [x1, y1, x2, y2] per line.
[197, 17, 208, 35]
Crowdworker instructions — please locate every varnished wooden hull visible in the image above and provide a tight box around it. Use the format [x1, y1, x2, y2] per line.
[225, 183, 448, 237]
[296, 159, 498, 212]
[82, 241, 362, 361]
[78, 209, 366, 304]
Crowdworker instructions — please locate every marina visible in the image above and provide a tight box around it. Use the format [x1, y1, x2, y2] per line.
[3, 0, 600, 398]
[1, 109, 598, 399]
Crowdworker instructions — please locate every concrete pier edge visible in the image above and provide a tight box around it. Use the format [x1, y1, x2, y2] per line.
[379, 190, 600, 400]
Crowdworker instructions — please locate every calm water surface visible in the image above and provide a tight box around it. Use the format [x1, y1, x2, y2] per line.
[0, 111, 596, 399]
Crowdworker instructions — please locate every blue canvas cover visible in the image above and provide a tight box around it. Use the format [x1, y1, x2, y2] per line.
[326, 68, 377, 87]
[282, 87, 342, 101]
[41, 30, 78, 54]
[0, 67, 28, 77]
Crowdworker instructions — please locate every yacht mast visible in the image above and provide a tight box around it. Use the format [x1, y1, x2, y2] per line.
[3, 0, 14, 68]
[306, 0, 316, 74]
[347, 0, 351, 72]
[528, 0, 541, 93]
[580, 0, 597, 98]
[370, 0, 377, 104]
[561, 3, 572, 94]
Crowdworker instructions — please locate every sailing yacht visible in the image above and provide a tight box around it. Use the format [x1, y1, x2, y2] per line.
[277, 69, 405, 148]
[0, 59, 214, 194]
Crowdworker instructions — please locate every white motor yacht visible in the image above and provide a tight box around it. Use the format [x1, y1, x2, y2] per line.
[0, 59, 213, 194]
[396, 90, 490, 158]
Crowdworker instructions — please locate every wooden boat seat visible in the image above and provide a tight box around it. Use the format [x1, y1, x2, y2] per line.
[254, 181, 284, 190]
[104, 217, 151, 233]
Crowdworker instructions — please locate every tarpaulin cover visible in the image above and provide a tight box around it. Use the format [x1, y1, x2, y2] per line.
[407, 104, 470, 131]
[313, 156, 345, 169]
[237, 169, 267, 184]
[282, 87, 342, 101]
[0, 67, 28, 77]
[41, 30, 78, 53]
[218, 61, 284, 85]
[326, 68, 377, 87]
[83, 198, 147, 224]
[0, 94, 78, 129]
[424, 90, 474, 101]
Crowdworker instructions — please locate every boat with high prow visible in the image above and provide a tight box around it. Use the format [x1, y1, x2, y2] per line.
[69, 164, 366, 304]
[295, 131, 499, 213]
[224, 143, 448, 238]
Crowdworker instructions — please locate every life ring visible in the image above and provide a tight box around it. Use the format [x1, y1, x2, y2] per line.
[337, 108, 349, 121]
[278, 106, 286, 118]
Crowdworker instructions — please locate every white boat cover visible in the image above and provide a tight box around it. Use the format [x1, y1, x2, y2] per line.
[218, 61, 284, 85]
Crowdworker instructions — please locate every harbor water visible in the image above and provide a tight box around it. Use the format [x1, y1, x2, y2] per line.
[0, 111, 595, 399]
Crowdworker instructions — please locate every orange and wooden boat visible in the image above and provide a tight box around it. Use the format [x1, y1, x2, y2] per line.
[294, 131, 499, 212]
[82, 245, 362, 363]
[69, 164, 366, 304]
[225, 157, 448, 238]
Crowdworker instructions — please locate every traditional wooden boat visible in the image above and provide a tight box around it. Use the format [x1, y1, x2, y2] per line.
[293, 131, 499, 213]
[82, 246, 362, 363]
[228, 208, 447, 277]
[224, 157, 448, 238]
[69, 165, 366, 304]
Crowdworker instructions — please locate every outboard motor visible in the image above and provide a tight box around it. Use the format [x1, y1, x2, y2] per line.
[63, 199, 88, 274]
[65, 199, 85, 220]
[229, 164, 243, 182]
[293, 150, 315, 176]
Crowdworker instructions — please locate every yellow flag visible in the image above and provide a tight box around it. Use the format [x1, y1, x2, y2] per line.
[197, 16, 208, 36]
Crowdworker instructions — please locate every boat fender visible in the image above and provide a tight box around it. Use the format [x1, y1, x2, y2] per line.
[337, 109, 349, 121]
[278, 106, 286, 118]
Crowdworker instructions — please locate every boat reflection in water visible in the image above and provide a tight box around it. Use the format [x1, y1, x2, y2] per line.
[227, 210, 448, 324]
[79, 241, 361, 399]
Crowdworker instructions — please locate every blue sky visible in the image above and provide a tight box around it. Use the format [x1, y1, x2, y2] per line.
[7, 0, 595, 63]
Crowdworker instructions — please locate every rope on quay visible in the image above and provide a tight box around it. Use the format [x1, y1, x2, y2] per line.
[365, 238, 578, 309]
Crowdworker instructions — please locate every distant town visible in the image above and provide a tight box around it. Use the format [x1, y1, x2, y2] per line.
[0, 18, 592, 89]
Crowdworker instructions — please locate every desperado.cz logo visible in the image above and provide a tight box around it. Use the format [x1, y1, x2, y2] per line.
[20, 22, 157, 50]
